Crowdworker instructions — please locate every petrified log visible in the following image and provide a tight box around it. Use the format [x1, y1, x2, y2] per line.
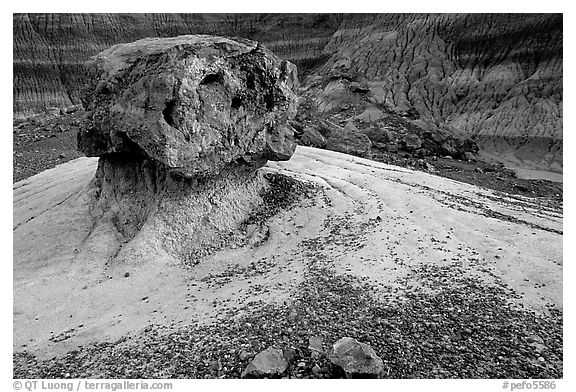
[79, 35, 298, 177]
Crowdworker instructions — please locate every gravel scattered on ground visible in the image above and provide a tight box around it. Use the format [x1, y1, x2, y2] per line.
[13, 179, 563, 379]
[13, 258, 562, 379]
[370, 151, 562, 210]
[183, 172, 319, 268]
[13, 109, 562, 379]
[14, 110, 562, 208]
[13, 108, 84, 182]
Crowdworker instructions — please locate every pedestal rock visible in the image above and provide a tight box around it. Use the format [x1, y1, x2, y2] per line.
[77, 35, 299, 263]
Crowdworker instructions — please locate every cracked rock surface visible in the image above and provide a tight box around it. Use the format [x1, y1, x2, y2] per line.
[79, 34, 298, 178]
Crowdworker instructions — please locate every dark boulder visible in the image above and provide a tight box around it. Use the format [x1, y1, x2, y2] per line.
[299, 126, 327, 148]
[330, 337, 384, 379]
[320, 120, 372, 157]
[241, 346, 290, 378]
[79, 35, 299, 178]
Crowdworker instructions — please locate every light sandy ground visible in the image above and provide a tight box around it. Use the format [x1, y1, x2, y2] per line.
[13, 146, 562, 359]
[510, 167, 563, 183]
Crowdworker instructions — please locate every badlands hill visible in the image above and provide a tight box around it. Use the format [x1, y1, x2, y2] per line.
[13, 13, 562, 172]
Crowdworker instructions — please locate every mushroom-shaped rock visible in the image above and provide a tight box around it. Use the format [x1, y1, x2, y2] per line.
[77, 35, 299, 262]
[79, 34, 298, 178]
[330, 337, 384, 378]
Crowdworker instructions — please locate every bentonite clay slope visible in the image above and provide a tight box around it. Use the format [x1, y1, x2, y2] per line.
[14, 147, 562, 376]
[312, 14, 562, 170]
